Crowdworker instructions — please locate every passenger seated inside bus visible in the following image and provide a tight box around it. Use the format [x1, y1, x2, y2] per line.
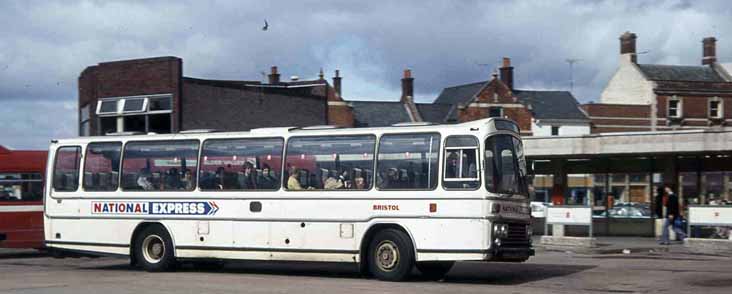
[354, 176, 366, 189]
[136, 168, 154, 191]
[323, 170, 341, 190]
[181, 169, 194, 190]
[238, 162, 257, 189]
[257, 164, 277, 189]
[287, 167, 305, 190]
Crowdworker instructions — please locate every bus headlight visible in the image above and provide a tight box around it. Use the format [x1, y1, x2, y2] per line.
[493, 224, 508, 238]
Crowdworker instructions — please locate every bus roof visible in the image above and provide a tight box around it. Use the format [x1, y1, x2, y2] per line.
[51, 118, 519, 145]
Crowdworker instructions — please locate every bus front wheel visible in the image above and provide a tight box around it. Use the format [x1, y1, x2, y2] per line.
[367, 229, 415, 281]
[134, 225, 176, 272]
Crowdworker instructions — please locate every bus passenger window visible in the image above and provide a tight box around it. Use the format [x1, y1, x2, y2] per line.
[443, 136, 479, 189]
[376, 133, 440, 190]
[284, 135, 376, 191]
[121, 140, 199, 191]
[83, 142, 121, 191]
[199, 138, 284, 191]
[0, 173, 43, 201]
[53, 146, 81, 192]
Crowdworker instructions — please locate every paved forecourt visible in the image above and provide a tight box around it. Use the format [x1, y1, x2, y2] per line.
[1, 250, 732, 294]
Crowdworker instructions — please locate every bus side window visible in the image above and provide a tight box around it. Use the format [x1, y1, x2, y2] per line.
[443, 136, 479, 190]
[53, 146, 82, 192]
[284, 135, 376, 191]
[121, 140, 200, 191]
[83, 142, 122, 191]
[376, 133, 440, 190]
[199, 138, 284, 191]
[0, 173, 43, 201]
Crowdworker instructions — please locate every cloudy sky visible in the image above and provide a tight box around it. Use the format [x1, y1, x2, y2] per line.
[1, 0, 731, 149]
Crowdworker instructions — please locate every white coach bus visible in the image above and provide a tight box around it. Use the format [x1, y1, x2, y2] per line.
[44, 118, 533, 281]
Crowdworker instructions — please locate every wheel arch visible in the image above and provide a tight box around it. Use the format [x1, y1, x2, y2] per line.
[358, 222, 418, 274]
[129, 221, 177, 265]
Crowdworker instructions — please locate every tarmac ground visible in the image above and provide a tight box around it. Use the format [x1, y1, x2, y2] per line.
[1, 241, 732, 294]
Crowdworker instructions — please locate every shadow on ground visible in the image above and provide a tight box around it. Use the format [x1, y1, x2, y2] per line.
[0, 250, 47, 260]
[87, 259, 595, 285]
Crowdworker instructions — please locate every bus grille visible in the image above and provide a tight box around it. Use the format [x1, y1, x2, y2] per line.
[502, 223, 530, 248]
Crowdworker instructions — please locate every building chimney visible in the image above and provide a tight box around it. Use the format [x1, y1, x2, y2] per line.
[268, 66, 280, 84]
[401, 69, 414, 103]
[702, 37, 717, 65]
[332, 70, 342, 97]
[499, 57, 514, 90]
[619, 31, 637, 63]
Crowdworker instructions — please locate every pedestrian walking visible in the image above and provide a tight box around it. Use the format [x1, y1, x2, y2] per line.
[660, 185, 687, 245]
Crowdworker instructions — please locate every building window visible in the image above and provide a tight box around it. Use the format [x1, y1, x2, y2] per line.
[95, 94, 172, 135]
[551, 126, 560, 136]
[709, 97, 723, 119]
[668, 96, 682, 118]
[488, 106, 503, 118]
[79, 104, 91, 136]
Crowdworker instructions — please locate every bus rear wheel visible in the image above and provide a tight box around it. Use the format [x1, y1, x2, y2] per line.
[134, 225, 176, 272]
[367, 229, 415, 281]
[416, 261, 454, 280]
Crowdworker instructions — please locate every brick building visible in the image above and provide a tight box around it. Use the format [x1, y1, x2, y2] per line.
[583, 32, 732, 133]
[78, 56, 590, 137]
[429, 58, 590, 136]
[78, 57, 354, 136]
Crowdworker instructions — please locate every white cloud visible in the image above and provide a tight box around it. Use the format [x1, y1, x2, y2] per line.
[1, 0, 731, 148]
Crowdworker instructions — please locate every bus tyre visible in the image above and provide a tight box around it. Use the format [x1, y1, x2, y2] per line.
[416, 261, 454, 280]
[367, 229, 415, 282]
[134, 226, 176, 272]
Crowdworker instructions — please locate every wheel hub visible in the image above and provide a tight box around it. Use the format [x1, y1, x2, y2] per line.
[375, 241, 399, 272]
[142, 235, 165, 264]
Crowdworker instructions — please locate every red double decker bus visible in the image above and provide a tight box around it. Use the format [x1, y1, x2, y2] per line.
[0, 145, 47, 249]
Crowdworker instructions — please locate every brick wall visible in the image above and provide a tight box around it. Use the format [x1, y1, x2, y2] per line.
[325, 84, 354, 127]
[181, 81, 327, 131]
[77, 57, 182, 134]
[657, 95, 732, 118]
[582, 103, 652, 133]
[457, 78, 533, 133]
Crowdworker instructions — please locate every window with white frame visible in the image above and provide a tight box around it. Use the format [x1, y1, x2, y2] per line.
[709, 97, 723, 119]
[668, 96, 682, 118]
[95, 94, 172, 135]
[79, 104, 91, 136]
[488, 106, 503, 118]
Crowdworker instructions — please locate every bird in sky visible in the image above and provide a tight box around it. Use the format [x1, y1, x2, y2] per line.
[262, 19, 268, 31]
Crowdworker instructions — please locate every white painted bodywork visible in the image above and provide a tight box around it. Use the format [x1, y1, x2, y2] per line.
[44, 118, 531, 264]
[600, 54, 656, 105]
